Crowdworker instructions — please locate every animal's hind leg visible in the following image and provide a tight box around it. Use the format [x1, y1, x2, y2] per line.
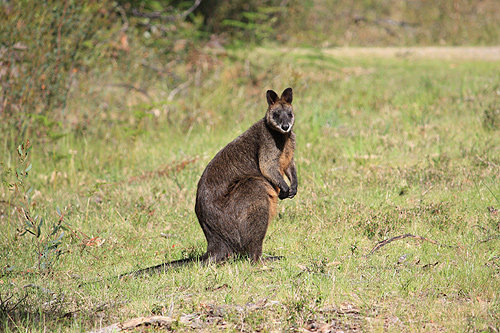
[198, 176, 278, 263]
[196, 196, 241, 261]
[243, 203, 272, 262]
[204, 235, 234, 263]
[234, 177, 278, 262]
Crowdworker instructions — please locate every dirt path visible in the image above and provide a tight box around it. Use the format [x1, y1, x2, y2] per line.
[321, 46, 500, 61]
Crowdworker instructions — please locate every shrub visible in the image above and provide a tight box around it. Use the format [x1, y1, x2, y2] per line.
[0, 0, 120, 149]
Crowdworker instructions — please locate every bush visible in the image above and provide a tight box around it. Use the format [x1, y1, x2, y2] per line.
[195, 0, 287, 43]
[0, 0, 213, 150]
[0, 0, 121, 149]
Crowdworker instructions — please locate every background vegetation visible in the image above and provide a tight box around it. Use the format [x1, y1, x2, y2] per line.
[1, 0, 499, 331]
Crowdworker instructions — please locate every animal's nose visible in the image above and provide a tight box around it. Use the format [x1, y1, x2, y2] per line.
[282, 124, 289, 131]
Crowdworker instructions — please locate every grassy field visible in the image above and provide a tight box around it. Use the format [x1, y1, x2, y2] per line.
[1, 47, 500, 332]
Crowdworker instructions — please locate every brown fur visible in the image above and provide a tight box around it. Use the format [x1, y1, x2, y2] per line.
[195, 87, 298, 262]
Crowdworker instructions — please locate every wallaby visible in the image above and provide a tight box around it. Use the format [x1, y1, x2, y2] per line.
[195, 87, 298, 262]
[119, 88, 297, 278]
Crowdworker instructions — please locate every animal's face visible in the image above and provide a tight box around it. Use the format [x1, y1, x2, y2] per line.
[267, 103, 294, 133]
[266, 88, 294, 134]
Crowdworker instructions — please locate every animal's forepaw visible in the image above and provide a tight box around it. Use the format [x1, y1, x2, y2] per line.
[278, 188, 289, 200]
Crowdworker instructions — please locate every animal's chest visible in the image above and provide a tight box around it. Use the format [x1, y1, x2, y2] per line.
[278, 139, 294, 174]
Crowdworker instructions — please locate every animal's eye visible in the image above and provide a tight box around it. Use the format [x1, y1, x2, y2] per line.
[273, 113, 280, 120]
[287, 112, 292, 117]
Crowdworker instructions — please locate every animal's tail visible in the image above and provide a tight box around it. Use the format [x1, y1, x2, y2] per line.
[118, 253, 283, 279]
[119, 257, 203, 279]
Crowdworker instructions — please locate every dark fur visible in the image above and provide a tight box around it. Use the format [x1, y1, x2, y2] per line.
[195, 87, 298, 262]
[119, 88, 297, 278]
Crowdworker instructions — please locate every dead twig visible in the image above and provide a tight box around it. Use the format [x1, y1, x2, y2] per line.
[176, 0, 202, 20]
[365, 233, 448, 257]
[131, 0, 202, 21]
[106, 83, 149, 98]
[475, 154, 500, 169]
[126, 157, 199, 184]
[168, 78, 193, 101]
[116, 5, 129, 33]
[473, 224, 500, 245]
[0, 199, 16, 208]
[0, 292, 28, 313]
[23, 283, 55, 295]
[87, 315, 174, 333]
[475, 235, 500, 245]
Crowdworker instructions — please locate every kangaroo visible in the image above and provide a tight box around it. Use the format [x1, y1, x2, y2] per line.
[118, 88, 297, 278]
[195, 87, 298, 262]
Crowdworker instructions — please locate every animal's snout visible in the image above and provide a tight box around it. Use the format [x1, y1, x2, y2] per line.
[282, 123, 290, 131]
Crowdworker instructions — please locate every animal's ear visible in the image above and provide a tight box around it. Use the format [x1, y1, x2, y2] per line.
[266, 90, 279, 106]
[281, 87, 293, 104]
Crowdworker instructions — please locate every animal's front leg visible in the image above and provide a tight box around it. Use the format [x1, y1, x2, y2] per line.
[269, 168, 290, 200]
[284, 159, 298, 199]
[259, 152, 291, 199]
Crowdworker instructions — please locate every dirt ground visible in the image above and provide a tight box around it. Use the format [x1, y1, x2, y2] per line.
[322, 46, 500, 61]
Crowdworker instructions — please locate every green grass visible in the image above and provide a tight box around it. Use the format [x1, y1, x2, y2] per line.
[1, 47, 500, 332]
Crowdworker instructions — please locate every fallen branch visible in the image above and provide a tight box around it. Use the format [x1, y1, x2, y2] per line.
[0, 292, 28, 313]
[23, 283, 55, 295]
[126, 157, 199, 184]
[365, 233, 447, 257]
[473, 224, 500, 245]
[87, 315, 174, 333]
[475, 235, 500, 245]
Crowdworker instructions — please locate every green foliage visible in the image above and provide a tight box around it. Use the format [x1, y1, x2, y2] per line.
[0, 0, 121, 148]
[196, 0, 285, 38]
[221, 6, 285, 44]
